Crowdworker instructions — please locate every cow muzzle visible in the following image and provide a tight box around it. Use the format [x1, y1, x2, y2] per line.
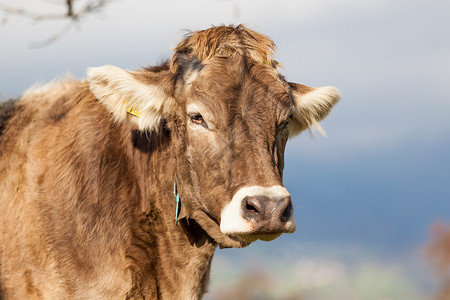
[220, 186, 296, 243]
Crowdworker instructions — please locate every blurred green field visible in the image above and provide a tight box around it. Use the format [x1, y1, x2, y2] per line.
[205, 242, 435, 300]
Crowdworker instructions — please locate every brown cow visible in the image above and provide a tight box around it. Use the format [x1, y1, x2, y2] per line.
[0, 25, 340, 299]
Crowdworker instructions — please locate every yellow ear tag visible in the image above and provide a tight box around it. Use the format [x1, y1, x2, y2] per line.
[127, 107, 141, 118]
[124, 102, 141, 118]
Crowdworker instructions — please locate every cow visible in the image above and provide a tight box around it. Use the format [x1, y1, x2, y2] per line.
[0, 25, 340, 299]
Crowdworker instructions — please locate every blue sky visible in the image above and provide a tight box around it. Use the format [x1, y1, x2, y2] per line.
[1, 0, 449, 255]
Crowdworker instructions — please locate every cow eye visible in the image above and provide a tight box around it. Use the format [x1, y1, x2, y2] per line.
[190, 113, 206, 126]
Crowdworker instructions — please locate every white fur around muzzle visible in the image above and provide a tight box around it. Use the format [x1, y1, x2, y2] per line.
[220, 185, 296, 241]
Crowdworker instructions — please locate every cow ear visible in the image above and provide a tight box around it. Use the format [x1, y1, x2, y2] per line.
[289, 83, 340, 137]
[87, 65, 174, 131]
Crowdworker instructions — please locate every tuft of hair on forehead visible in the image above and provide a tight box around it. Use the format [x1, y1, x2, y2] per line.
[170, 24, 278, 73]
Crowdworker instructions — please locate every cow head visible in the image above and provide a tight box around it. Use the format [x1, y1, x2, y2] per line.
[87, 25, 340, 248]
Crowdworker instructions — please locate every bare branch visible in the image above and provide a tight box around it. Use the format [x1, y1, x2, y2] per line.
[0, 0, 115, 47]
[0, 3, 69, 21]
[29, 21, 74, 48]
[67, 0, 73, 17]
[73, 0, 109, 20]
[214, 0, 241, 20]
[0, 0, 111, 22]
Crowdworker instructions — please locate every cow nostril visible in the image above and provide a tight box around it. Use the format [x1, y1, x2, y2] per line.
[281, 201, 292, 222]
[242, 196, 264, 217]
[245, 202, 258, 213]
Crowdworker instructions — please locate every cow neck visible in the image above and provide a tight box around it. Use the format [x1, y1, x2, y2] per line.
[125, 126, 218, 299]
[172, 176, 184, 225]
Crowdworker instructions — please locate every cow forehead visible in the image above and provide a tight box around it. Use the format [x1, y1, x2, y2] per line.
[184, 58, 293, 122]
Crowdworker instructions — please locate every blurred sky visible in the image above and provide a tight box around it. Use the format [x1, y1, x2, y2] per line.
[1, 0, 449, 255]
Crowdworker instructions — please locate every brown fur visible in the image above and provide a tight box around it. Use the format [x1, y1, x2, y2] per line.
[426, 223, 450, 300]
[0, 100, 17, 144]
[0, 25, 339, 299]
[170, 25, 277, 74]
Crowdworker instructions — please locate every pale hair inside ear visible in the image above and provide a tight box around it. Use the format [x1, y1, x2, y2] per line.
[87, 65, 174, 131]
[288, 84, 340, 137]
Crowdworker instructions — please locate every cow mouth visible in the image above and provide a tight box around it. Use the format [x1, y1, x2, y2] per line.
[225, 219, 296, 244]
[231, 232, 283, 243]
